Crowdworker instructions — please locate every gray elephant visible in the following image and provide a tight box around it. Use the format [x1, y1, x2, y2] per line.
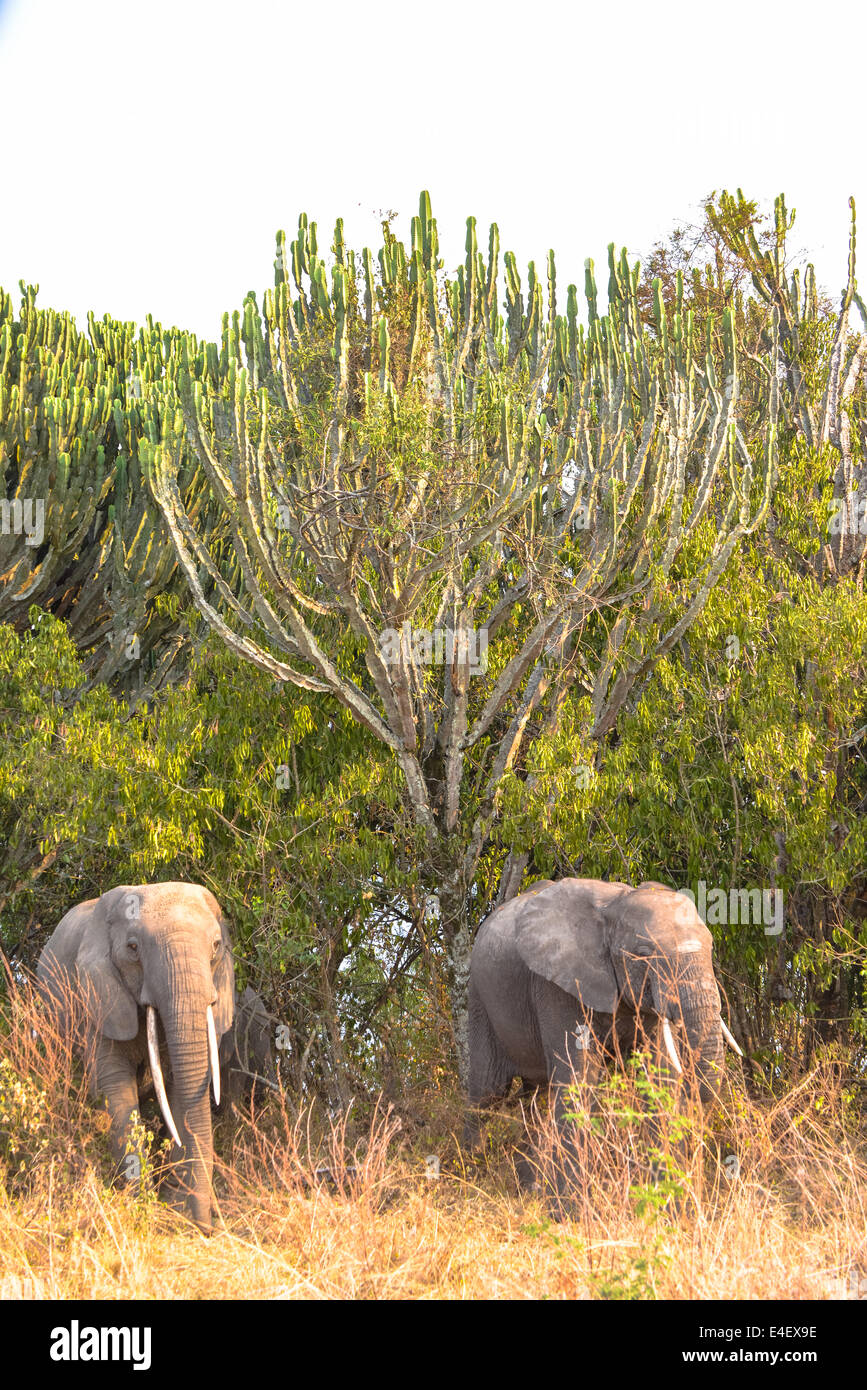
[466, 878, 742, 1179]
[37, 882, 234, 1233]
[218, 984, 278, 1109]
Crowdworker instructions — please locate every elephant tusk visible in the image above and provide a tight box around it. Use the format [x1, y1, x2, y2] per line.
[146, 1006, 182, 1148]
[661, 1017, 683, 1075]
[207, 1004, 221, 1107]
[720, 1017, 744, 1057]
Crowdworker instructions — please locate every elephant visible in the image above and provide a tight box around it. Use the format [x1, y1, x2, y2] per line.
[37, 882, 234, 1233]
[466, 877, 742, 1187]
[218, 984, 278, 1109]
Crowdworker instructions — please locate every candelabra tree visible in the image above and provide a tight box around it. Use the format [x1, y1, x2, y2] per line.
[704, 192, 867, 1053]
[709, 191, 867, 581]
[0, 285, 235, 697]
[144, 192, 780, 1078]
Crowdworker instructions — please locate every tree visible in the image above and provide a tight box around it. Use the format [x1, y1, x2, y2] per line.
[0, 609, 421, 1106]
[707, 190, 867, 583]
[143, 193, 779, 1081]
[0, 284, 234, 697]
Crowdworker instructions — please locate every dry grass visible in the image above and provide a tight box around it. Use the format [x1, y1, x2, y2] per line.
[1, 982, 865, 1301]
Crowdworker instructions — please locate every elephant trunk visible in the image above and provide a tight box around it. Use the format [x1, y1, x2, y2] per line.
[159, 991, 215, 1233]
[638, 952, 724, 1104]
[676, 980, 724, 1104]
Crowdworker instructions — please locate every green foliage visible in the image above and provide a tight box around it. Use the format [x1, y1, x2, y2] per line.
[0, 609, 435, 1096]
[583, 1238, 672, 1301]
[121, 1110, 172, 1218]
[569, 1055, 695, 1135]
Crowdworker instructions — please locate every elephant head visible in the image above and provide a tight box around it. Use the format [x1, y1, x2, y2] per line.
[515, 879, 739, 1102]
[38, 882, 234, 1231]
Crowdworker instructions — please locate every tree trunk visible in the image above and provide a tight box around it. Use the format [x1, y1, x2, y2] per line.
[436, 870, 474, 1089]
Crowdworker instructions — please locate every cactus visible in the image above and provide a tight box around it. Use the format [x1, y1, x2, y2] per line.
[710, 189, 867, 576]
[143, 191, 783, 765]
[0, 286, 231, 697]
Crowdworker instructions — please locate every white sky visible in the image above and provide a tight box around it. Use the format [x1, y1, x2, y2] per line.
[0, 0, 861, 341]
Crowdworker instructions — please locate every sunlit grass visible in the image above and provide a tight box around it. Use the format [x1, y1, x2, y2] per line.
[1, 983, 864, 1300]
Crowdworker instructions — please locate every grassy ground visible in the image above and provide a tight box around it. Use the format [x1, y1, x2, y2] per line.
[1, 985, 865, 1300]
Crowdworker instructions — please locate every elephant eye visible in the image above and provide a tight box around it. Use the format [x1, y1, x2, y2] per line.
[127, 939, 139, 955]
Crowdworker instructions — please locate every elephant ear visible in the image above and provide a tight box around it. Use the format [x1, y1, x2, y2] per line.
[199, 887, 235, 1036]
[514, 880, 622, 1013]
[230, 986, 272, 1070]
[74, 889, 141, 1041]
[37, 899, 98, 1033]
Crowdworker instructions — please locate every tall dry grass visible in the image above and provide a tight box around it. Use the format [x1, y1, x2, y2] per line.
[1, 979, 865, 1300]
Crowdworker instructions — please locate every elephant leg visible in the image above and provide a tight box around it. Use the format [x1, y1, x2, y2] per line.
[537, 984, 603, 1200]
[464, 979, 516, 1151]
[93, 1036, 142, 1186]
[547, 1046, 602, 1200]
[512, 1079, 544, 1190]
